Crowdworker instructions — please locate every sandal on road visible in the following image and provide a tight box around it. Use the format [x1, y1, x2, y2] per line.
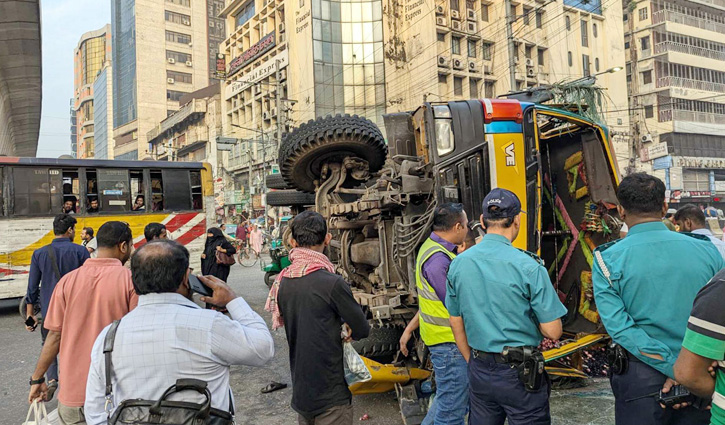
[261, 382, 287, 394]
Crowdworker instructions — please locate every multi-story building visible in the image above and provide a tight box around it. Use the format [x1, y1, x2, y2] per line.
[70, 99, 77, 158]
[218, 0, 630, 196]
[146, 84, 223, 169]
[111, 0, 227, 160]
[625, 0, 725, 207]
[73, 25, 111, 159]
[93, 63, 114, 159]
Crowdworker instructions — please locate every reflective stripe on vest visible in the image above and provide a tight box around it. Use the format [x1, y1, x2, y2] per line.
[416, 237, 456, 346]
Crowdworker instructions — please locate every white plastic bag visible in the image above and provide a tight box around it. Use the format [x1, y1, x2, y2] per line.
[343, 341, 372, 385]
[23, 400, 49, 425]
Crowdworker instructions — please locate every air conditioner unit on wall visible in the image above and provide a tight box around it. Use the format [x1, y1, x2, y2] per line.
[467, 22, 477, 33]
[642, 134, 653, 143]
[451, 10, 460, 20]
[453, 58, 464, 69]
[436, 4, 446, 15]
[451, 20, 462, 31]
[469, 61, 479, 72]
[527, 67, 536, 77]
[467, 9, 476, 20]
[263, 111, 270, 120]
[438, 56, 450, 67]
[185, 61, 193, 67]
[168, 58, 176, 64]
[526, 58, 534, 67]
[436, 16, 447, 26]
[167, 78, 175, 84]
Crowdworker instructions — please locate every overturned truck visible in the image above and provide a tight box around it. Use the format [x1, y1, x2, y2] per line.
[269, 99, 622, 420]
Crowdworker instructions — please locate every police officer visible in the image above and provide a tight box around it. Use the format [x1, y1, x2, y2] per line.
[399, 203, 470, 425]
[592, 173, 725, 425]
[447, 188, 566, 425]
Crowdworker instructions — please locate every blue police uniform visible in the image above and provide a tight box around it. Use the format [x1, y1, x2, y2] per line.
[446, 189, 566, 425]
[593, 221, 725, 425]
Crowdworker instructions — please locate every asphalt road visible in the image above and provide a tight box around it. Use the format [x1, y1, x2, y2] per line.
[0, 260, 615, 424]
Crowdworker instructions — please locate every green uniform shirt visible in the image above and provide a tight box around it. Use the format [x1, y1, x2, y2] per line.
[592, 221, 725, 378]
[446, 233, 567, 352]
[682, 275, 725, 425]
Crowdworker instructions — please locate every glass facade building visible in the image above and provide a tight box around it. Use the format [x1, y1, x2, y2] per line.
[93, 67, 110, 159]
[112, 0, 138, 128]
[115, 150, 138, 160]
[311, 0, 386, 128]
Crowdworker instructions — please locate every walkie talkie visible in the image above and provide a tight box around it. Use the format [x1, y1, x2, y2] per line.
[626, 385, 693, 407]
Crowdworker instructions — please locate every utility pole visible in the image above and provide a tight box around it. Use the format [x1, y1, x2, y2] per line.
[275, 59, 284, 154]
[505, 0, 517, 93]
[247, 140, 253, 218]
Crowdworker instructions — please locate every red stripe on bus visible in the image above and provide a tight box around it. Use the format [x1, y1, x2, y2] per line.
[0, 268, 28, 275]
[174, 219, 207, 246]
[133, 213, 199, 249]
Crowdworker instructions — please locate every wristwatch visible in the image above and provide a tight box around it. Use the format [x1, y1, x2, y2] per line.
[29, 376, 45, 386]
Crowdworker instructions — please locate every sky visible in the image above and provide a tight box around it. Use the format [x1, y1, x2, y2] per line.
[36, 0, 111, 158]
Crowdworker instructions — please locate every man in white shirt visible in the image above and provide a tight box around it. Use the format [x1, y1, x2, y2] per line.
[675, 203, 725, 260]
[83, 240, 275, 424]
[81, 227, 98, 258]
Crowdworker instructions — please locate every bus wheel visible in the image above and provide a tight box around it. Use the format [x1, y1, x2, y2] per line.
[279, 114, 387, 193]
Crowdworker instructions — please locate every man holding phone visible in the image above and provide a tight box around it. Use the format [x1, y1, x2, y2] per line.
[84, 240, 274, 424]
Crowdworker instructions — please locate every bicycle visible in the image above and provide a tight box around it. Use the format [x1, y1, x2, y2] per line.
[237, 245, 266, 268]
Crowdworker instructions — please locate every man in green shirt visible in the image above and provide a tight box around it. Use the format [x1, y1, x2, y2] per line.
[675, 271, 725, 425]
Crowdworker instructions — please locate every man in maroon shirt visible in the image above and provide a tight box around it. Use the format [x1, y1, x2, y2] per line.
[235, 218, 249, 247]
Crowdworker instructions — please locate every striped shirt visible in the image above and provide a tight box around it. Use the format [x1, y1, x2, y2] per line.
[682, 273, 725, 425]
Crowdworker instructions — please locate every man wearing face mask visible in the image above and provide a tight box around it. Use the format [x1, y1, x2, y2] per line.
[83, 240, 274, 425]
[28, 222, 139, 425]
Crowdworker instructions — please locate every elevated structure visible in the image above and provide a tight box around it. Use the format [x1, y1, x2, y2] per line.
[0, 0, 42, 157]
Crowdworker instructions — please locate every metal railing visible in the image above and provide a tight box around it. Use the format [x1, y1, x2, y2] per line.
[660, 108, 725, 123]
[654, 41, 725, 62]
[657, 76, 725, 93]
[652, 10, 725, 35]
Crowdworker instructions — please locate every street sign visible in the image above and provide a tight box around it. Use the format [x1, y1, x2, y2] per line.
[216, 136, 237, 151]
[652, 155, 672, 170]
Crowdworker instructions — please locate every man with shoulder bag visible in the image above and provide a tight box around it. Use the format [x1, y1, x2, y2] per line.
[84, 240, 274, 425]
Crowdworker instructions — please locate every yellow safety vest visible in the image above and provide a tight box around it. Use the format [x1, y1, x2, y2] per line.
[416, 237, 457, 346]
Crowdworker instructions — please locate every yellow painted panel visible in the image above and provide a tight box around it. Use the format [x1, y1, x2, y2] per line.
[492, 133, 527, 250]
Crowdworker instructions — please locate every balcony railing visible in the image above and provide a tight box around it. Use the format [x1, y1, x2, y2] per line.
[659, 108, 725, 123]
[652, 10, 725, 35]
[657, 76, 725, 93]
[692, 0, 725, 11]
[654, 41, 725, 62]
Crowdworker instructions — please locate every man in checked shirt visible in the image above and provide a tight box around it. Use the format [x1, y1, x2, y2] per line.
[83, 240, 275, 424]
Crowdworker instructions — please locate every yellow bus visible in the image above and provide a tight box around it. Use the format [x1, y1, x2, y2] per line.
[0, 157, 215, 304]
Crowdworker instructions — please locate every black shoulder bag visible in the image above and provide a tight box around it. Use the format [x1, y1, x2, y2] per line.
[46, 245, 62, 282]
[103, 320, 235, 425]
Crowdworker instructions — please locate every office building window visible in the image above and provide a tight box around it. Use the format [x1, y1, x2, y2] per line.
[537, 48, 545, 66]
[623, 13, 628, 21]
[581, 20, 588, 47]
[166, 50, 192, 63]
[165, 30, 191, 44]
[481, 4, 489, 21]
[439, 74, 448, 84]
[624, 40, 630, 49]
[166, 0, 190, 6]
[568, 51, 572, 66]
[438, 33, 446, 42]
[513, 42, 519, 60]
[638, 7, 648, 21]
[235, 1, 255, 28]
[644, 105, 654, 118]
[592, 23, 598, 38]
[165, 10, 191, 25]
[523, 7, 531, 25]
[469, 79, 478, 98]
[450, 0, 459, 11]
[582, 54, 590, 76]
[484, 81, 495, 98]
[482, 42, 492, 60]
[565, 15, 570, 31]
[640, 36, 650, 50]
[167, 70, 192, 84]
[468, 39, 477, 58]
[525, 45, 532, 59]
[536, 11, 542, 29]
[452, 36, 461, 55]
[454, 77, 463, 96]
[642, 70, 652, 84]
[595, 57, 599, 72]
[167, 90, 188, 102]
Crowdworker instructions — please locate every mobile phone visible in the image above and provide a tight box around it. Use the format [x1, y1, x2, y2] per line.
[25, 316, 37, 329]
[188, 274, 213, 297]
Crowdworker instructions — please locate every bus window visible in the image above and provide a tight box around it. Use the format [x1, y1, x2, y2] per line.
[0, 167, 4, 216]
[98, 169, 130, 212]
[62, 170, 80, 214]
[151, 171, 164, 211]
[130, 171, 145, 211]
[162, 169, 192, 211]
[190, 171, 202, 210]
[12, 167, 63, 215]
[86, 169, 100, 213]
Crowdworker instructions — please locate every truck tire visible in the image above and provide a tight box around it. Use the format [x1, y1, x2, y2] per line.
[266, 190, 316, 207]
[352, 322, 404, 359]
[265, 173, 288, 190]
[279, 114, 387, 193]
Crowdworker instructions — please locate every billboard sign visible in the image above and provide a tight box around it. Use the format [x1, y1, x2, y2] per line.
[228, 32, 276, 78]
